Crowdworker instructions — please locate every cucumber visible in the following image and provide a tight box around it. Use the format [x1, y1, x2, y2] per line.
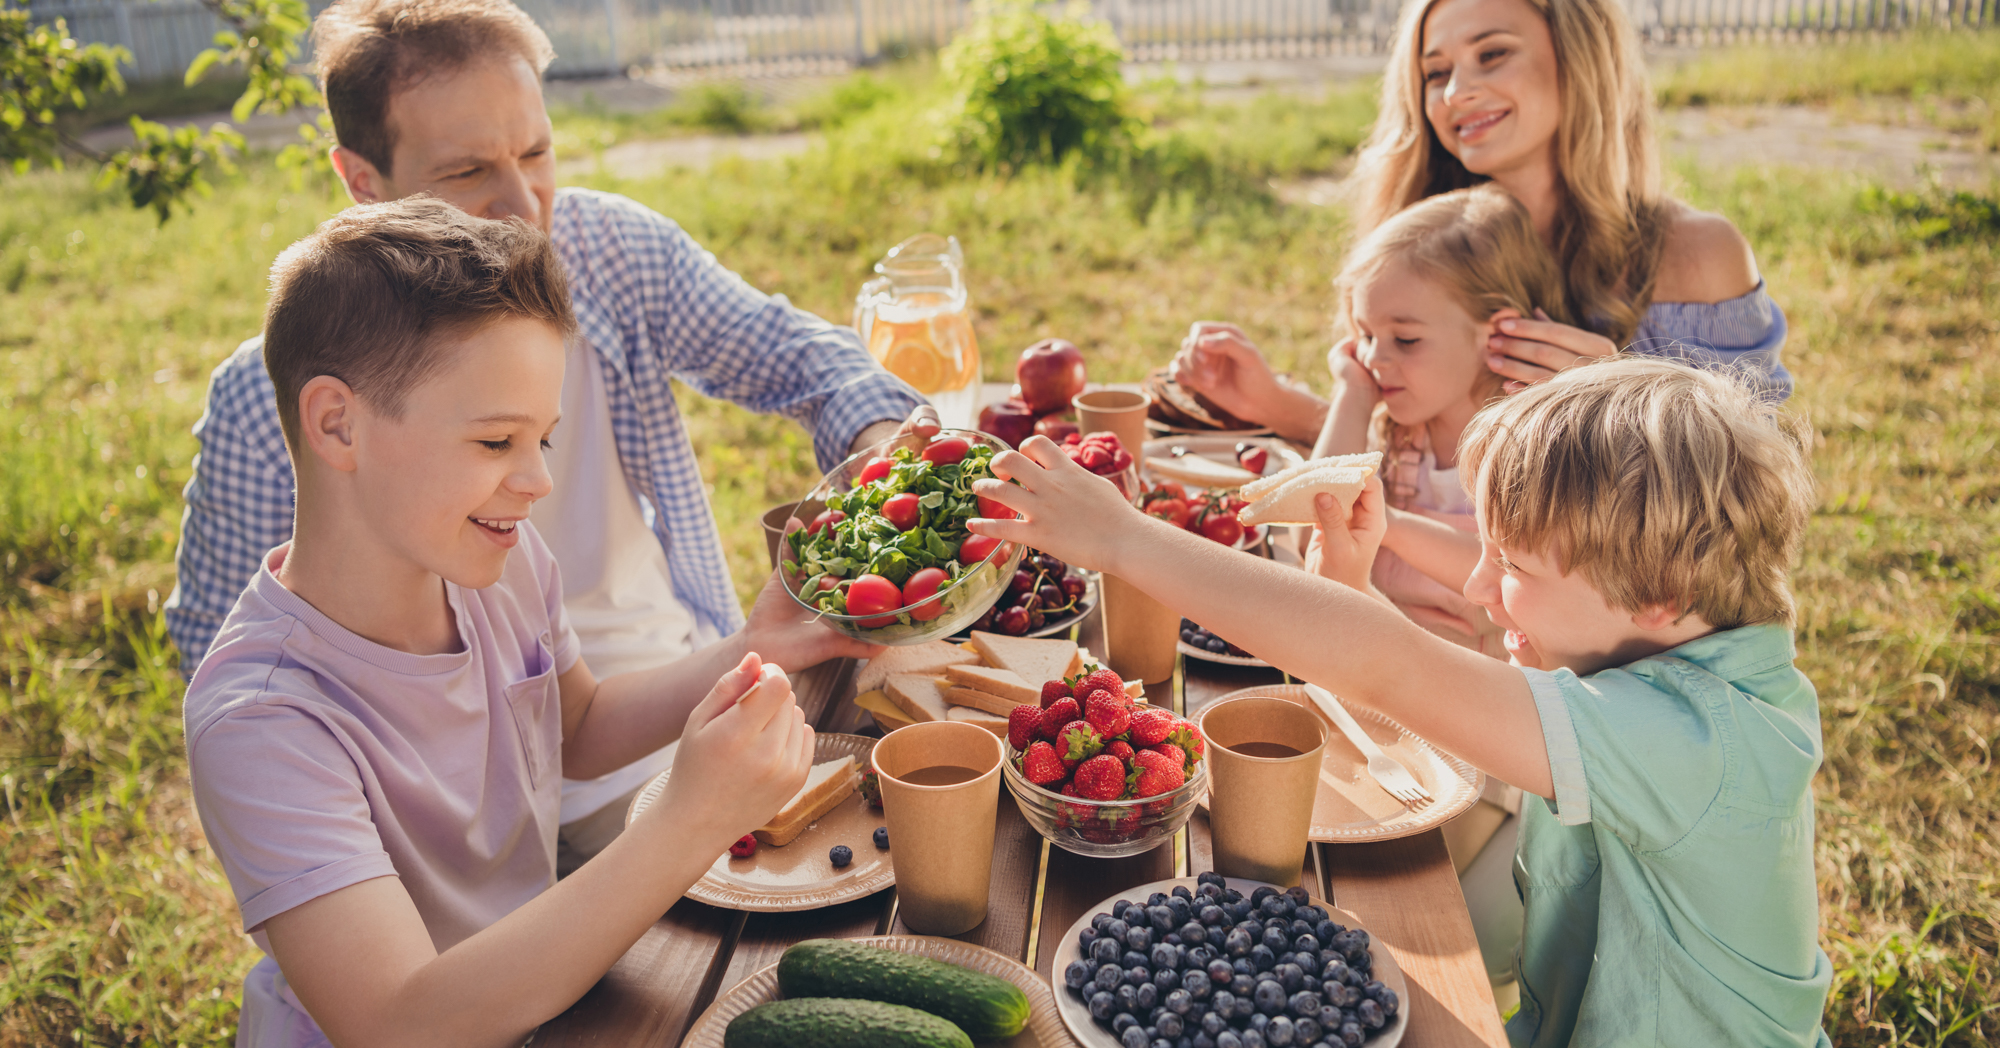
[777, 939, 1031, 1041]
[723, 998, 972, 1048]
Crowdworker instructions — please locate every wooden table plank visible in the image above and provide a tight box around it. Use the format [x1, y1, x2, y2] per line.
[530, 898, 737, 1048]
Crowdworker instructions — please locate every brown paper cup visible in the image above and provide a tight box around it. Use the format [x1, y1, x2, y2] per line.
[872, 722, 1005, 935]
[1198, 696, 1328, 886]
[1101, 573, 1179, 684]
[1073, 389, 1151, 460]
[762, 500, 820, 570]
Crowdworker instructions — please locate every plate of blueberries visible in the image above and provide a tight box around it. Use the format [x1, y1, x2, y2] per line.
[1178, 620, 1269, 669]
[1052, 873, 1406, 1048]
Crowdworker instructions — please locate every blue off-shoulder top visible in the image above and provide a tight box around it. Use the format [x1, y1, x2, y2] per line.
[1629, 281, 1793, 401]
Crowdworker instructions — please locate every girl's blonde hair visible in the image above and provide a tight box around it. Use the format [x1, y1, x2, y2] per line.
[1349, 0, 1667, 347]
[1336, 185, 1571, 506]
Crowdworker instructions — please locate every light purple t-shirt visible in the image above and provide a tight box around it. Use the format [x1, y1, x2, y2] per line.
[185, 522, 579, 1046]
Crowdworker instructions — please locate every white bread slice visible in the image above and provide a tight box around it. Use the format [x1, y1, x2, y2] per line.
[970, 632, 1083, 687]
[944, 686, 1027, 717]
[884, 674, 952, 722]
[753, 756, 858, 846]
[1145, 454, 1260, 489]
[1124, 680, 1144, 700]
[1238, 452, 1384, 503]
[943, 664, 1039, 705]
[1236, 462, 1380, 528]
[853, 641, 981, 696]
[946, 705, 1009, 736]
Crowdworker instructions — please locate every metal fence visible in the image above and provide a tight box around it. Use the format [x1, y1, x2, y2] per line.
[22, 0, 1995, 82]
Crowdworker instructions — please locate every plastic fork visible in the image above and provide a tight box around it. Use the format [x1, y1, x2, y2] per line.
[1302, 683, 1432, 806]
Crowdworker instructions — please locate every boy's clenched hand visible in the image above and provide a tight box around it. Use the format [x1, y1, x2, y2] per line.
[650, 654, 813, 852]
[969, 436, 1156, 576]
[1305, 474, 1387, 593]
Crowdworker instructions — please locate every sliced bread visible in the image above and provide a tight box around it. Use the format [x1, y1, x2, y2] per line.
[969, 631, 1083, 687]
[753, 755, 858, 846]
[1238, 451, 1382, 503]
[853, 641, 981, 696]
[943, 664, 1040, 705]
[884, 674, 953, 723]
[946, 705, 1009, 736]
[944, 686, 1027, 717]
[1236, 459, 1381, 528]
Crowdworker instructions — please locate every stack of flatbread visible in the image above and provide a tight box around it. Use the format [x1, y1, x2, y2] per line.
[855, 633, 1141, 736]
[1234, 452, 1383, 528]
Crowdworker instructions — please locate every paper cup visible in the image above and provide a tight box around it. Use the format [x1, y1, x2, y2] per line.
[1101, 573, 1179, 685]
[873, 722, 1006, 935]
[762, 501, 817, 569]
[1197, 696, 1327, 886]
[1073, 389, 1151, 460]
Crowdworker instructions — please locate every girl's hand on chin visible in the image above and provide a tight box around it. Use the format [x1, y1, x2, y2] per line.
[969, 436, 1138, 575]
[1327, 338, 1381, 405]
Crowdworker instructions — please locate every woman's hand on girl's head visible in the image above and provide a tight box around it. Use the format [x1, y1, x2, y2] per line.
[969, 436, 1147, 577]
[1304, 474, 1388, 594]
[657, 654, 813, 850]
[1484, 308, 1617, 390]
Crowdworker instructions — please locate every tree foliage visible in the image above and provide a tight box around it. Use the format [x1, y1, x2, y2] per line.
[0, 0, 322, 219]
[939, 0, 1137, 171]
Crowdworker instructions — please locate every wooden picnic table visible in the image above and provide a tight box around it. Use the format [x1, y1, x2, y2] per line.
[532, 604, 1507, 1047]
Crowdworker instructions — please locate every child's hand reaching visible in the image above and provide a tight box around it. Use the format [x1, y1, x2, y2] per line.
[969, 436, 1152, 576]
[650, 653, 813, 853]
[1305, 473, 1387, 594]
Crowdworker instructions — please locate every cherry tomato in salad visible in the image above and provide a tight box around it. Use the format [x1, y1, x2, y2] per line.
[919, 436, 971, 466]
[882, 493, 922, 531]
[901, 567, 950, 621]
[958, 533, 1005, 564]
[846, 574, 903, 627]
[856, 456, 894, 487]
[976, 493, 1016, 520]
[807, 509, 846, 535]
[1199, 513, 1245, 547]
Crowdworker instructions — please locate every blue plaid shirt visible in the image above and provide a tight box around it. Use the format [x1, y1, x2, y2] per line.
[166, 188, 925, 670]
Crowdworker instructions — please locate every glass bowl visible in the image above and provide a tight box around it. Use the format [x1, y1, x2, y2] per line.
[779, 429, 1026, 646]
[1004, 755, 1206, 859]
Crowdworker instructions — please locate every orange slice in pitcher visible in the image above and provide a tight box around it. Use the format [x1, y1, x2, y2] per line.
[882, 336, 946, 392]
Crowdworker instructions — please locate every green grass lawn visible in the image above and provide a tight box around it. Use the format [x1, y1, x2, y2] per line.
[5, 33, 1999, 1046]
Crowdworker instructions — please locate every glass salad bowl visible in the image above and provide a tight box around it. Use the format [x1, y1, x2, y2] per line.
[779, 429, 1026, 645]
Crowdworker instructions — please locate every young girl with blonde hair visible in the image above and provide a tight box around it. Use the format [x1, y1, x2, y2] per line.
[1170, 0, 1791, 446]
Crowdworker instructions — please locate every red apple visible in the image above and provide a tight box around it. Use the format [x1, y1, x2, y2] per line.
[978, 398, 1038, 448]
[1015, 338, 1087, 414]
[1033, 413, 1079, 442]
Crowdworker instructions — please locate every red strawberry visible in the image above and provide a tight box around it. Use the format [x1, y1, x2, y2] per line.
[1007, 704, 1042, 750]
[1039, 697, 1080, 739]
[728, 834, 757, 858]
[1131, 748, 1187, 797]
[1104, 739, 1135, 762]
[1039, 679, 1072, 708]
[1148, 742, 1187, 772]
[1082, 806, 1142, 843]
[1056, 720, 1104, 767]
[1167, 719, 1206, 762]
[1080, 668, 1126, 703]
[1021, 741, 1067, 786]
[1128, 706, 1175, 746]
[1084, 690, 1130, 738]
[1072, 754, 1129, 800]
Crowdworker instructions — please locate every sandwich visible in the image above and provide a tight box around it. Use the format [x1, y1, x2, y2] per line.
[1235, 452, 1383, 528]
[753, 755, 859, 846]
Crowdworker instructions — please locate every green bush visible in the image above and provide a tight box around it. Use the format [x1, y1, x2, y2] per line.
[939, 0, 1136, 170]
[1861, 183, 2000, 245]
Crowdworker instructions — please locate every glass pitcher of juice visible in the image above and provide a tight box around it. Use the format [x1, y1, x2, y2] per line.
[854, 234, 981, 429]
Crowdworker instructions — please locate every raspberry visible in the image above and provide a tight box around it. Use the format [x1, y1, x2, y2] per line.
[1039, 697, 1080, 739]
[1007, 704, 1042, 750]
[1021, 741, 1067, 786]
[1084, 690, 1130, 738]
[1039, 679, 1073, 708]
[728, 834, 757, 858]
[1072, 754, 1129, 800]
[1128, 707, 1175, 747]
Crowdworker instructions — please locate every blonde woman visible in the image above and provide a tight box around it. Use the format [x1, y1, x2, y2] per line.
[1171, 0, 1791, 450]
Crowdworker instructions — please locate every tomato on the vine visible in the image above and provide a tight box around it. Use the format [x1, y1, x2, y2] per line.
[1145, 497, 1190, 529]
[882, 493, 922, 531]
[1199, 512, 1244, 547]
[919, 437, 971, 466]
[901, 567, 950, 621]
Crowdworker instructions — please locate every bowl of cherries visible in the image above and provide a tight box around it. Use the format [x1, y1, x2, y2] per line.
[961, 550, 1096, 639]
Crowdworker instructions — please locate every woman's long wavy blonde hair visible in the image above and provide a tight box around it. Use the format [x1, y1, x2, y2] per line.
[1337, 185, 1574, 506]
[1349, 0, 1667, 347]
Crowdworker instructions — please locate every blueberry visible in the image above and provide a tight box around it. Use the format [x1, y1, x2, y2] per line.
[1152, 1039, 1174, 1048]
[1065, 960, 1093, 991]
[1094, 938, 1124, 965]
[1115, 1013, 1140, 1034]
[1152, 943, 1180, 970]
[1251, 886, 1279, 906]
[1253, 979, 1286, 1014]
[1150, 905, 1178, 933]
[1187, 945, 1216, 968]
[1215, 1031, 1243, 1048]
[1288, 990, 1323, 1017]
[1338, 1021, 1364, 1047]
[1200, 1009, 1227, 1036]
[1114, 899, 1134, 919]
[1356, 999, 1385, 1030]
[1275, 963, 1304, 993]
[1180, 922, 1208, 946]
[1223, 929, 1252, 957]
[1323, 959, 1351, 985]
[1096, 913, 1117, 932]
[1116, 984, 1141, 1014]
[1232, 992, 1257, 1019]
[1265, 1015, 1295, 1046]
[1125, 966, 1152, 987]
[1156, 967, 1182, 991]
[1292, 934, 1319, 957]
[1192, 1033, 1217, 1048]
[1090, 991, 1118, 1021]
[1096, 963, 1124, 991]
[1212, 989, 1236, 1015]
[1199, 904, 1227, 927]
[1165, 987, 1194, 1015]
[1125, 950, 1151, 970]
[1207, 959, 1234, 984]
[1127, 925, 1155, 951]
[1165, 933, 1183, 947]
[1261, 926, 1289, 952]
[1247, 1013, 1270, 1033]
[1140, 982, 1163, 1010]
[1260, 895, 1287, 919]
[1231, 957, 1254, 977]
[1239, 1029, 1265, 1048]
[1177, 1038, 1194, 1048]
[1157, 1011, 1186, 1038]
[1227, 900, 1254, 921]
[1230, 973, 1255, 997]
[1180, 969, 1212, 999]
[1080, 928, 1099, 952]
[1376, 987, 1400, 1017]
[1292, 1016, 1319, 1044]
[1327, 981, 1359, 1008]
[1284, 886, 1311, 906]
[1150, 892, 1170, 907]
[1362, 980, 1387, 1002]
[1250, 944, 1276, 972]
[1106, 918, 1131, 941]
[1123, 1023, 1151, 1048]
[1315, 920, 1340, 943]
[829, 845, 852, 867]
[1197, 870, 1225, 887]
[1288, 919, 1314, 940]
[1295, 950, 1321, 977]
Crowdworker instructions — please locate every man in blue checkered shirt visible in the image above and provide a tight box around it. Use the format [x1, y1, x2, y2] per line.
[166, 0, 933, 865]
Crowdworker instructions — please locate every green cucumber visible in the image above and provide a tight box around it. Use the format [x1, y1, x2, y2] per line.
[723, 997, 971, 1048]
[776, 939, 1031, 1041]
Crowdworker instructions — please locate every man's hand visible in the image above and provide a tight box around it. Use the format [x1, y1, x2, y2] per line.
[848, 404, 942, 457]
[1485, 309, 1616, 391]
[652, 654, 814, 849]
[968, 436, 1152, 577]
[1304, 474, 1386, 594]
[741, 570, 885, 672]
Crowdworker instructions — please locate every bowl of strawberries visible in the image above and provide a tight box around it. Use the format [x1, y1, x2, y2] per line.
[1001, 665, 1208, 859]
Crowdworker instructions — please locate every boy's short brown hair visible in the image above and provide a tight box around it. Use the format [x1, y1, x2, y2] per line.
[312, 0, 556, 176]
[1460, 357, 1815, 630]
[263, 195, 575, 451]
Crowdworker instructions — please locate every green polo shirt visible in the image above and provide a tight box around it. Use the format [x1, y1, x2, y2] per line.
[1508, 624, 1833, 1047]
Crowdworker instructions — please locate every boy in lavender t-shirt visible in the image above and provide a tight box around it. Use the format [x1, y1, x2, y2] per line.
[185, 198, 874, 1047]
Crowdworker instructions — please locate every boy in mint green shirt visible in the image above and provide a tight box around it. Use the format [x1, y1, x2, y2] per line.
[968, 357, 1832, 1046]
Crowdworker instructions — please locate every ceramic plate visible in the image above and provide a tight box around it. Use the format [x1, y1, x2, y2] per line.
[1187, 685, 1483, 843]
[1140, 436, 1305, 489]
[1050, 877, 1407, 1048]
[626, 733, 893, 911]
[682, 935, 1078, 1048]
[1176, 640, 1271, 669]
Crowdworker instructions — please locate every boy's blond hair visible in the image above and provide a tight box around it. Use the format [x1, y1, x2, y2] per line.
[1460, 357, 1814, 629]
